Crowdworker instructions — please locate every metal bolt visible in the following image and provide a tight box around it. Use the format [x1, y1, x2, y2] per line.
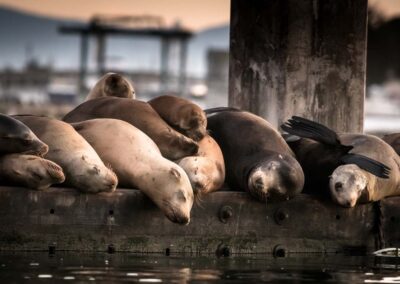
[274, 208, 289, 225]
[219, 205, 233, 223]
[273, 245, 286, 258]
[107, 244, 116, 254]
[216, 245, 231, 258]
[48, 243, 56, 255]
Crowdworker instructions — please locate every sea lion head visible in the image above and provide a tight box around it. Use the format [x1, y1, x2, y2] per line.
[103, 73, 135, 99]
[0, 114, 48, 156]
[10, 155, 65, 190]
[167, 133, 199, 160]
[247, 154, 304, 202]
[178, 156, 216, 195]
[73, 154, 118, 193]
[177, 104, 207, 141]
[26, 157, 65, 190]
[159, 166, 194, 225]
[329, 164, 368, 208]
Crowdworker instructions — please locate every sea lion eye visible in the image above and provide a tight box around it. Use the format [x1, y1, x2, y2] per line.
[175, 191, 187, 202]
[335, 182, 343, 192]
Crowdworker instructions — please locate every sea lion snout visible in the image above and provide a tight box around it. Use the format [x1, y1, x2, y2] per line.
[171, 136, 199, 159]
[163, 199, 191, 225]
[186, 128, 207, 142]
[81, 162, 118, 193]
[248, 166, 278, 201]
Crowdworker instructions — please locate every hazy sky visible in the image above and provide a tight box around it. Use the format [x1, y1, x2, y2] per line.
[0, 0, 230, 31]
[0, 0, 399, 31]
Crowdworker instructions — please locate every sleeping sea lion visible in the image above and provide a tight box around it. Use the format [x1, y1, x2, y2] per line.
[63, 97, 199, 160]
[206, 108, 304, 202]
[281, 116, 396, 207]
[148, 95, 207, 141]
[85, 72, 135, 101]
[71, 118, 194, 224]
[0, 154, 65, 190]
[0, 113, 48, 156]
[13, 115, 118, 193]
[176, 135, 225, 195]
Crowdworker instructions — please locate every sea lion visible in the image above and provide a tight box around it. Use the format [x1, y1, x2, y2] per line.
[0, 113, 48, 156]
[382, 133, 400, 155]
[281, 116, 396, 207]
[85, 72, 135, 101]
[205, 108, 304, 202]
[0, 154, 65, 190]
[148, 95, 207, 141]
[13, 115, 118, 193]
[71, 118, 194, 224]
[176, 135, 225, 195]
[63, 97, 199, 160]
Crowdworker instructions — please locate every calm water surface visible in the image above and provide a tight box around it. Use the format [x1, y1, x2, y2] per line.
[0, 252, 399, 283]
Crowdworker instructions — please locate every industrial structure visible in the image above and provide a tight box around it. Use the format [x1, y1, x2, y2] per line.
[60, 15, 193, 96]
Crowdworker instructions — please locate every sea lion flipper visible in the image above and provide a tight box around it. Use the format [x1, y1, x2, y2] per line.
[341, 153, 391, 179]
[281, 116, 342, 146]
[204, 107, 241, 116]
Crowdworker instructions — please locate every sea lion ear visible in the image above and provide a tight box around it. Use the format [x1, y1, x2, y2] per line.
[169, 168, 181, 180]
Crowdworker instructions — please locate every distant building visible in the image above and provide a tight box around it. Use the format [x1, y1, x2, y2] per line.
[0, 60, 51, 104]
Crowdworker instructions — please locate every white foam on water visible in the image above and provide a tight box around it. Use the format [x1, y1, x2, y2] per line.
[38, 274, 52, 278]
[139, 279, 162, 283]
[127, 272, 139, 276]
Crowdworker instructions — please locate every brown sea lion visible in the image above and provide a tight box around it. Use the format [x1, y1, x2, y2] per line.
[13, 115, 118, 193]
[282, 116, 396, 207]
[0, 154, 65, 190]
[71, 118, 194, 224]
[382, 133, 400, 155]
[176, 135, 225, 195]
[0, 113, 48, 156]
[85, 72, 135, 101]
[205, 108, 304, 202]
[148, 95, 207, 141]
[63, 97, 199, 160]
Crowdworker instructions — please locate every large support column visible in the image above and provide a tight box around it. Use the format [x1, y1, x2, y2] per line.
[78, 32, 89, 97]
[229, 0, 368, 133]
[178, 38, 188, 96]
[160, 37, 170, 93]
[96, 33, 106, 76]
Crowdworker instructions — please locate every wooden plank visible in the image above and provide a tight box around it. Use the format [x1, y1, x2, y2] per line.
[0, 186, 380, 255]
[380, 197, 400, 248]
[229, 0, 368, 133]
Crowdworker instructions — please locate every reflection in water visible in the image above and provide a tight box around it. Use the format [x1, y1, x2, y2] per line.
[0, 252, 399, 283]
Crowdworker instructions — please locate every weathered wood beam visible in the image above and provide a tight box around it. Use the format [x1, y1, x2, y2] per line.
[229, 0, 368, 133]
[0, 186, 395, 255]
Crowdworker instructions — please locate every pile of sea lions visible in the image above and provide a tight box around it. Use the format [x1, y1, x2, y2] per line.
[2, 72, 400, 224]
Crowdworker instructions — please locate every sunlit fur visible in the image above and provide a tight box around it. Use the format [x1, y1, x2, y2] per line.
[247, 155, 304, 202]
[329, 164, 369, 208]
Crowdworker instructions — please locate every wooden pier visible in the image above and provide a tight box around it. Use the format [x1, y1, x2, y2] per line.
[0, 186, 398, 256]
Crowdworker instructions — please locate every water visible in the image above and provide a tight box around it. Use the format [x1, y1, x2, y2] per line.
[0, 252, 399, 283]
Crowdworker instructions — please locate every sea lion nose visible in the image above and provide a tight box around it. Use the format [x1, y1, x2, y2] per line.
[172, 214, 190, 225]
[335, 182, 343, 192]
[345, 200, 353, 207]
